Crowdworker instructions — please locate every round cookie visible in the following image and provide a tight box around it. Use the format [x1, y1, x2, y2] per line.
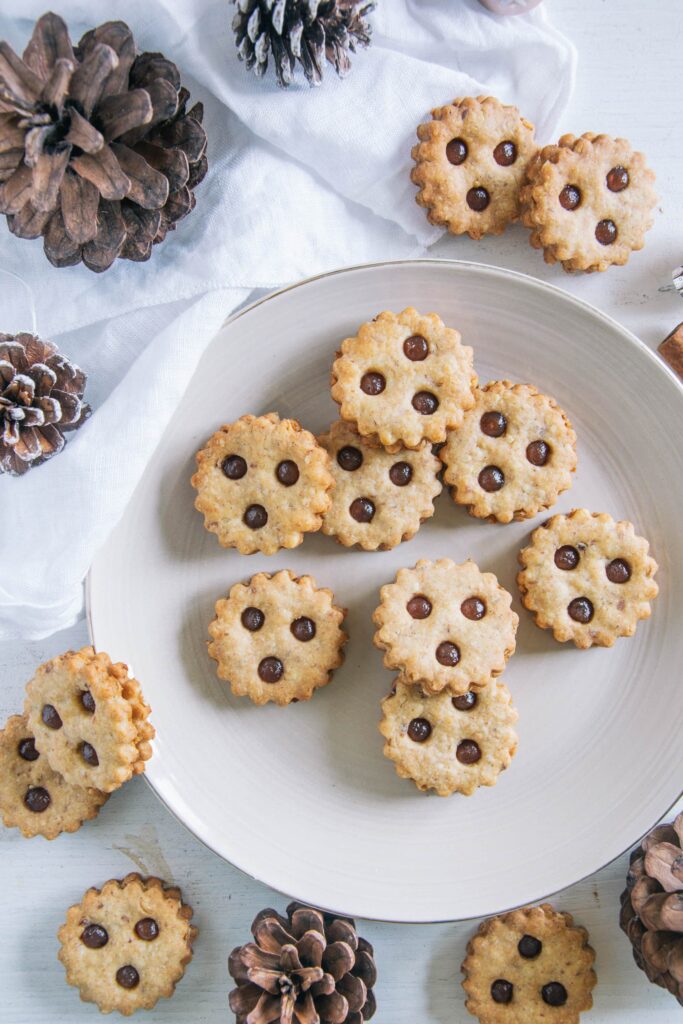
[0, 714, 107, 840]
[24, 647, 154, 793]
[440, 381, 577, 524]
[411, 95, 537, 238]
[379, 678, 518, 797]
[208, 570, 348, 705]
[318, 420, 442, 550]
[517, 509, 659, 648]
[373, 559, 518, 695]
[520, 132, 657, 272]
[331, 308, 476, 450]
[58, 873, 197, 1016]
[462, 903, 597, 1024]
[192, 412, 334, 555]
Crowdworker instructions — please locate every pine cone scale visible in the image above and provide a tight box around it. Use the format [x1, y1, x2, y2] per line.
[70, 147, 130, 200]
[61, 169, 100, 243]
[22, 13, 75, 80]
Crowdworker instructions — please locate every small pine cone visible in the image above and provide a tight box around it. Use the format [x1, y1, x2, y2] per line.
[0, 332, 90, 475]
[0, 14, 207, 272]
[620, 811, 683, 1005]
[228, 902, 377, 1024]
[231, 0, 375, 88]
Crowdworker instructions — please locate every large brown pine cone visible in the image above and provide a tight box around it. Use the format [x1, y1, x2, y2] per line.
[620, 811, 683, 1005]
[228, 902, 377, 1024]
[0, 13, 207, 272]
[0, 332, 90, 475]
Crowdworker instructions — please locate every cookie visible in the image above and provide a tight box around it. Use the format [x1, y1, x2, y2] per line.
[440, 381, 577, 524]
[520, 133, 657, 272]
[192, 412, 334, 555]
[411, 95, 537, 239]
[331, 308, 476, 450]
[208, 570, 348, 705]
[462, 903, 597, 1024]
[317, 420, 442, 550]
[24, 647, 154, 794]
[58, 873, 197, 1016]
[379, 678, 518, 796]
[373, 559, 518, 695]
[0, 714, 107, 840]
[517, 509, 659, 648]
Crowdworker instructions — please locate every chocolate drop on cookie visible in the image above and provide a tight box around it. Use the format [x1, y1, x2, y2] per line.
[407, 717, 432, 743]
[412, 391, 439, 415]
[241, 607, 265, 631]
[258, 657, 284, 683]
[349, 497, 375, 522]
[116, 966, 140, 990]
[456, 739, 481, 764]
[555, 545, 580, 571]
[42, 704, 62, 730]
[222, 454, 247, 480]
[461, 597, 486, 620]
[24, 786, 50, 813]
[606, 558, 631, 584]
[18, 737, 39, 761]
[81, 742, 99, 767]
[559, 184, 581, 210]
[568, 597, 594, 623]
[466, 187, 490, 211]
[518, 934, 542, 959]
[407, 595, 432, 619]
[403, 334, 429, 361]
[452, 691, 477, 711]
[478, 465, 504, 492]
[607, 165, 629, 192]
[436, 641, 460, 667]
[491, 979, 513, 1004]
[81, 924, 109, 949]
[276, 460, 299, 486]
[446, 138, 468, 165]
[526, 440, 551, 466]
[291, 617, 316, 642]
[389, 461, 413, 486]
[135, 918, 159, 941]
[360, 371, 386, 396]
[81, 690, 96, 714]
[542, 982, 568, 1007]
[493, 140, 517, 166]
[243, 504, 268, 529]
[337, 446, 363, 471]
[595, 219, 617, 245]
[480, 410, 507, 437]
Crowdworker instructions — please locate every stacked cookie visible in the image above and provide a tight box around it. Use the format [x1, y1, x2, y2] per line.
[411, 95, 657, 273]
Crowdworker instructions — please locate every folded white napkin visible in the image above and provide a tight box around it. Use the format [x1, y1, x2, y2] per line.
[0, 0, 575, 639]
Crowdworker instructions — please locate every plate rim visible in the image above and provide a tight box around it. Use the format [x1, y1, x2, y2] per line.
[87, 256, 683, 923]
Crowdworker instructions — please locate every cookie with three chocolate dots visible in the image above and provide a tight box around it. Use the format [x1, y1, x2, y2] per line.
[331, 308, 476, 451]
[192, 412, 334, 555]
[24, 646, 154, 793]
[0, 714, 107, 839]
[318, 420, 442, 550]
[379, 678, 518, 797]
[517, 509, 659, 648]
[58, 873, 197, 1016]
[373, 559, 518, 696]
[208, 570, 348, 705]
[411, 95, 537, 239]
[520, 133, 657, 272]
[462, 903, 596, 1024]
[440, 381, 577, 524]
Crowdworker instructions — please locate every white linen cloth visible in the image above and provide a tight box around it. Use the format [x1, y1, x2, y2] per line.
[0, 0, 575, 639]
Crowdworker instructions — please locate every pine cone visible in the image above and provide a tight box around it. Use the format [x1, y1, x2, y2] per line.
[232, 1, 375, 88]
[0, 13, 207, 272]
[620, 811, 683, 1005]
[0, 332, 90, 475]
[228, 902, 377, 1024]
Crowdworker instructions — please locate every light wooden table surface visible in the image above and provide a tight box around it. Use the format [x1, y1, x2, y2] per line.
[3, 1, 683, 1020]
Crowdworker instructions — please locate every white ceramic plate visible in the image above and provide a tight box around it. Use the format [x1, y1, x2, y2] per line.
[88, 260, 683, 923]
